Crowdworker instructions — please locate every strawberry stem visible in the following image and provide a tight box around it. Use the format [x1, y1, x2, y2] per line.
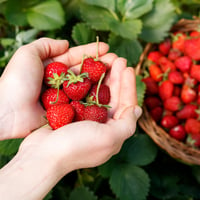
[96, 36, 99, 61]
[96, 72, 105, 105]
[50, 87, 60, 105]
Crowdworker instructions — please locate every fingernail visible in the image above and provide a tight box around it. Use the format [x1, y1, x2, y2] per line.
[134, 105, 142, 119]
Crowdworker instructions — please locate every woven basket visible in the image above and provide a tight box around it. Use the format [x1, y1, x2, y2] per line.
[136, 18, 200, 165]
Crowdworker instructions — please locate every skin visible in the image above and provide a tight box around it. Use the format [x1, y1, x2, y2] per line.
[0, 38, 142, 200]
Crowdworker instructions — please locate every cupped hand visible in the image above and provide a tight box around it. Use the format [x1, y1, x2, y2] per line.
[0, 38, 112, 140]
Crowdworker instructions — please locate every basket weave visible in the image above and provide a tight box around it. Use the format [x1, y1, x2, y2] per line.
[136, 18, 200, 165]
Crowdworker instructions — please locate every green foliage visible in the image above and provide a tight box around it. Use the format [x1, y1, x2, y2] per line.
[136, 75, 146, 107]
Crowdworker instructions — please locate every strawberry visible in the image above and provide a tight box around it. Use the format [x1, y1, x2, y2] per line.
[171, 32, 187, 52]
[180, 84, 197, 104]
[44, 62, 69, 88]
[159, 80, 174, 100]
[163, 96, 181, 112]
[169, 125, 186, 141]
[184, 37, 200, 60]
[87, 84, 110, 105]
[142, 77, 159, 95]
[144, 96, 162, 110]
[176, 104, 198, 119]
[185, 118, 200, 135]
[46, 104, 75, 130]
[190, 64, 200, 82]
[161, 115, 179, 129]
[158, 38, 171, 55]
[168, 48, 181, 61]
[173, 86, 181, 97]
[174, 56, 192, 73]
[187, 133, 200, 148]
[70, 101, 85, 121]
[149, 64, 163, 82]
[150, 106, 163, 123]
[63, 70, 91, 101]
[41, 88, 69, 110]
[159, 56, 176, 73]
[189, 31, 200, 37]
[168, 71, 184, 85]
[84, 104, 108, 123]
[147, 51, 163, 64]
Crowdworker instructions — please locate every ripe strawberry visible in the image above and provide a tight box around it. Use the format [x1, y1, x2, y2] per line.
[168, 48, 181, 61]
[150, 106, 163, 123]
[159, 56, 176, 73]
[147, 51, 163, 64]
[176, 104, 198, 119]
[84, 105, 108, 123]
[180, 84, 197, 104]
[163, 96, 181, 112]
[161, 115, 179, 129]
[87, 84, 110, 105]
[169, 125, 186, 141]
[185, 118, 200, 135]
[189, 31, 200, 37]
[187, 133, 200, 148]
[184, 37, 200, 60]
[174, 56, 192, 73]
[41, 88, 69, 110]
[171, 32, 187, 52]
[70, 101, 85, 121]
[158, 38, 171, 55]
[168, 71, 184, 85]
[144, 96, 162, 110]
[159, 80, 174, 100]
[46, 104, 75, 130]
[149, 64, 163, 82]
[44, 62, 69, 88]
[190, 64, 200, 82]
[173, 86, 181, 97]
[142, 77, 159, 95]
[81, 57, 107, 83]
[63, 70, 91, 101]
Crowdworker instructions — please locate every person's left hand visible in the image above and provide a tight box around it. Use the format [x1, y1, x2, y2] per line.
[0, 38, 114, 140]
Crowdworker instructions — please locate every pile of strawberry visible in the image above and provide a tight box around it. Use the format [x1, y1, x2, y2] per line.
[142, 29, 200, 148]
[41, 54, 111, 130]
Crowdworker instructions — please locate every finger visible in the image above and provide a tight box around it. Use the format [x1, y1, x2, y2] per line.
[113, 67, 138, 120]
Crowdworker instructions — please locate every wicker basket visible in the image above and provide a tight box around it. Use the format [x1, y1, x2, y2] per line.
[136, 18, 200, 165]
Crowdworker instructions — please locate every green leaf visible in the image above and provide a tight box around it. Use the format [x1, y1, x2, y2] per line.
[83, 0, 116, 11]
[140, 0, 176, 42]
[16, 29, 39, 44]
[0, 139, 23, 156]
[72, 23, 96, 45]
[110, 164, 150, 200]
[117, 0, 153, 20]
[108, 34, 143, 66]
[69, 186, 97, 200]
[136, 75, 146, 107]
[27, 1, 65, 30]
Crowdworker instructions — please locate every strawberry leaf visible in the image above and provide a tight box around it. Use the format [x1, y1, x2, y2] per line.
[136, 75, 146, 107]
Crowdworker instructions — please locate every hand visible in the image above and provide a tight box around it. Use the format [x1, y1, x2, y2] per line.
[0, 38, 111, 140]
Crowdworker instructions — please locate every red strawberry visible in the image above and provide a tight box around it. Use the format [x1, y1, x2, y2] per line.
[163, 96, 181, 112]
[144, 96, 162, 110]
[168, 71, 184, 85]
[176, 104, 198, 119]
[81, 57, 107, 83]
[142, 77, 159, 95]
[84, 105, 108, 123]
[169, 125, 186, 141]
[87, 84, 110, 105]
[70, 101, 85, 121]
[161, 115, 179, 129]
[173, 86, 181, 97]
[185, 118, 200, 135]
[44, 62, 69, 88]
[174, 56, 192, 73]
[147, 51, 163, 64]
[63, 70, 91, 101]
[159, 80, 174, 100]
[149, 64, 163, 82]
[187, 133, 200, 148]
[168, 48, 181, 61]
[190, 64, 200, 82]
[150, 106, 163, 123]
[46, 104, 75, 130]
[184, 37, 200, 60]
[158, 38, 171, 55]
[159, 56, 176, 73]
[171, 32, 187, 52]
[190, 31, 200, 37]
[180, 84, 197, 104]
[41, 88, 69, 110]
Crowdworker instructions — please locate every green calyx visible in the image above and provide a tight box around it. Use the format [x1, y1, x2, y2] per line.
[48, 72, 66, 89]
[65, 70, 89, 87]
